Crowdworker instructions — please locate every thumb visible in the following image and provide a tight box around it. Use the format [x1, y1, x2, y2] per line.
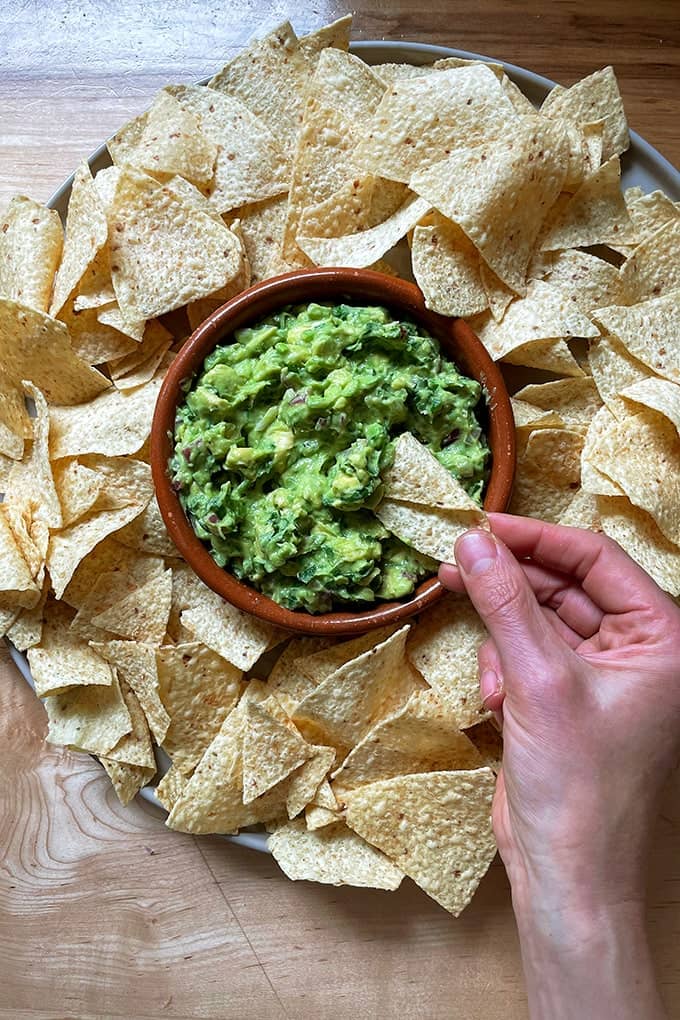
[454, 529, 559, 674]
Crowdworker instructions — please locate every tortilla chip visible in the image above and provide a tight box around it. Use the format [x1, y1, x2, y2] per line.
[0, 369, 31, 459]
[7, 382, 62, 530]
[108, 319, 173, 389]
[580, 404, 625, 496]
[382, 433, 488, 513]
[474, 279, 599, 364]
[512, 398, 565, 436]
[598, 495, 680, 596]
[407, 594, 489, 727]
[56, 302, 139, 365]
[44, 670, 132, 756]
[620, 376, 680, 436]
[280, 49, 385, 266]
[108, 90, 217, 184]
[540, 157, 635, 251]
[50, 162, 108, 317]
[114, 494, 177, 558]
[296, 176, 408, 240]
[285, 746, 336, 819]
[0, 503, 40, 607]
[164, 84, 289, 214]
[96, 302, 146, 342]
[584, 408, 680, 544]
[540, 66, 628, 161]
[156, 641, 242, 774]
[89, 638, 169, 743]
[292, 625, 421, 759]
[87, 568, 172, 644]
[626, 189, 679, 244]
[297, 626, 397, 686]
[47, 501, 146, 599]
[49, 368, 163, 458]
[411, 214, 488, 317]
[70, 568, 149, 644]
[410, 119, 568, 294]
[0, 298, 109, 405]
[106, 169, 243, 320]
[186, 221, 251, 331]
[100, 759, 155, 806]
[587, 336, 654, 419]
[166, 697, 289, 834]
[53, 460, 104, 527]
[297, 192, 429, 269]
[62, 537, 164, 610]
[180, 585, 282, 671]
[375, 499, 488, 564]
[242, 698, 312, 804]
[305, 804, 342, 831]
[541, 248, 623, 312]
[375, 62, 433, 82]
[558, 487, 602, 530]
[479, 261, 515, 322]
[332, 690, 483, 792]
[0, 196, 63, 314]
[355, 64, 517, 184]
[619, 217, 680, 304]
[513, 378, 602, 432]
[269, 819, 403, 890]
[298, 14, 352, 60]
[265, 636, 330, 714]
[154, 764, 187, 811]
[344, 768, 496, 916]
[73, 247, 115, 312]
[208, 18, 350, 154]
[6, 583, 48, 651]
[591, 290, 680, 384]
[510, 427, 583, 522]
[104, 677, 156, 769]
[233, 195, 288, 285]
[27, 600, 114, 697]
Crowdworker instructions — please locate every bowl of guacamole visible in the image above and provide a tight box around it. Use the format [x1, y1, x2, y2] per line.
[151, 268, 515, 635]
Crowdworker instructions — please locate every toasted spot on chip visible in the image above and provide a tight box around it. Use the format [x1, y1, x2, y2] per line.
[344, 769, 496, 916]
[269, 819, 403, 890]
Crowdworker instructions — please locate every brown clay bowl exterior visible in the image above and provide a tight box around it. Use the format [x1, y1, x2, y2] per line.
[151, 268, 516, 636]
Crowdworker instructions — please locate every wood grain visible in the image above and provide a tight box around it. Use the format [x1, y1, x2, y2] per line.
[0, 3, 679, 1018]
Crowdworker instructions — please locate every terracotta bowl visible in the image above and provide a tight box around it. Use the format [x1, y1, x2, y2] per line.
[151, 268, 516, 636]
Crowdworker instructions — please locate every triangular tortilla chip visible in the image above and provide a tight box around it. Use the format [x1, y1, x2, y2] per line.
[44, 671, 132, 756]
[156, 641, 242, 774]
[382, 432, 487, 512]
[100, 758, 155, 806]
[540, 66, 629, 161]
[599, 495, 680, 596]
[0, 196, 63, 314]
[269, 819, 403, 890]
[591, 290, 680, 384]
[242, 698, 313, 804]
[92, 639, 170, 744]
[509, 427, 583, 522]
[89, 568, 172, 644]
[0, 504, 40, 607]
[540, 157, 635, 251]
[104, 677, 156, 769]
[285, 746, 336, 819]
[180, 585, 282, 671]
[375, 499, 488, 564]
[50, 162, 108, 317]
[27, 600, 115, 697]
[345, 768, 496, 916]
[407, 593, 489, 727]
[411, 214, 488, 318]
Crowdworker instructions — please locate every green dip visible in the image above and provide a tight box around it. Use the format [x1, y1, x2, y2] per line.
[171, 303, 489, 613]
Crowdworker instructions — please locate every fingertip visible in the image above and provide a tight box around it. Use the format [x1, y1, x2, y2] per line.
[438, 561, 465, 591]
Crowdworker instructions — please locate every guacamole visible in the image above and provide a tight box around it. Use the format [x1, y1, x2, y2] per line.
[171, 303, 489, 613]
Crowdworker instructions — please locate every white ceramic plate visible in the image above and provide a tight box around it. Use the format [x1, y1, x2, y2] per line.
[12, 41, 680, 854]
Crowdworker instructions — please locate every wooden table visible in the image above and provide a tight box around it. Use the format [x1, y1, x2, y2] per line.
[1, 3, 679, 1018]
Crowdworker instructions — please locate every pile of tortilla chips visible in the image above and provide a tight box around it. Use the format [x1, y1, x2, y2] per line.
[1, 15, 678, 917]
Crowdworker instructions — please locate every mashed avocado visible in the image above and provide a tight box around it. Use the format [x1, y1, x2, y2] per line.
[171, 303, 489, 613]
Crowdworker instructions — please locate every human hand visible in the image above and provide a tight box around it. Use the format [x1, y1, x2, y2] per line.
[440, 515, 680, 1019]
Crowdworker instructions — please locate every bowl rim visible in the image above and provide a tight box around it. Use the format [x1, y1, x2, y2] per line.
[150, 266, 516, 635]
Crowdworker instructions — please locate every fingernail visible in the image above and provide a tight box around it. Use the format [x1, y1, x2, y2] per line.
[456, 530, 498, 576]
[480, 668, 500, 706]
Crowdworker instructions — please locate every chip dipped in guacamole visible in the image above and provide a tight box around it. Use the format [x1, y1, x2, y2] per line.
[170, 303, 489, 612]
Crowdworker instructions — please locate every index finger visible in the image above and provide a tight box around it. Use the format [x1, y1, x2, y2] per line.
[485, 513, 665, 615]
